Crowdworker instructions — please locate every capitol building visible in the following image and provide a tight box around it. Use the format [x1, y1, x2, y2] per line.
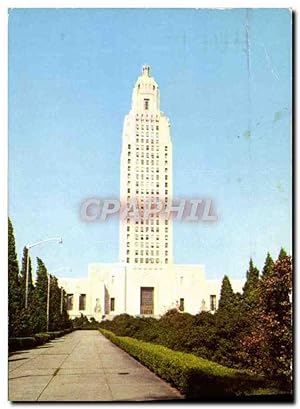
[59, 66, 244, 320]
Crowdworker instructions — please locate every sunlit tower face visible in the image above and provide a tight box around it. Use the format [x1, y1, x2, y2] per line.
[120, 65, 173, 266]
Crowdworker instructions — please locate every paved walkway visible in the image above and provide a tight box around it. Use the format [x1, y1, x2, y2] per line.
[8, 330, 183, 401]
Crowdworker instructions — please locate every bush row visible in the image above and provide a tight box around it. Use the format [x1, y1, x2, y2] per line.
[9, 328, 73, 352]
[100, 329, 267, 400]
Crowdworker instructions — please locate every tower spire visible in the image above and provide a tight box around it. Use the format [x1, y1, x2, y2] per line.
[142, 64, 150, 76]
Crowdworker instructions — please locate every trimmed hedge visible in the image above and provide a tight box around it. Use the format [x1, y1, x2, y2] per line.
[9, 328, 73, 352]
[35, 333, 51, 345]
[9, 337, 37, 351]
[100, 329, 266, 399]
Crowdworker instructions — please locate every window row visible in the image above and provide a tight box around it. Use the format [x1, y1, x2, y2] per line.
[128, 144, 168, 151]
[127, 242, 167, 249]
[135, 113, 160, 120]
[126, 257, 169, 264]
[127, 166, 168, 172]
[135, 125, 159, 131]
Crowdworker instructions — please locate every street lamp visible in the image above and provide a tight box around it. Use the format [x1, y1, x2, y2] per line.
[25, 237, 63, 309]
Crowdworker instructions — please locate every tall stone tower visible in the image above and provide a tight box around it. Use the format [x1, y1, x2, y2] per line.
[119, 65, 173, 266]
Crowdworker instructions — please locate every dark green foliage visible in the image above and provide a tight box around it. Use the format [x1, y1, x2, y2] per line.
[239, 259, 261, 340]
[34, 333, 51, 345]
[261, 252, 274, 278]
[278, 247, 287, 260]
[214, 276, 243, 367]
[31, 258, 48, 333]
[186, 312, 218, 360]
[61, 288, 72, 329]
[49, 276, 66, 331]
[242, 259, 259, 303]
[218, 275, 235, 311]
[8, 219, 72, 339]
[19, 246, 34, 308]
[71, 313, 100, 330]
[8, 218, 21, 337]
[100, 329, 267, 400]
[15, 246, 36, 336]
[9, 329, 73, 352]
[9, 337, 37, 351]
[100, 250, 292, 394]
[239, 254, 292, 391]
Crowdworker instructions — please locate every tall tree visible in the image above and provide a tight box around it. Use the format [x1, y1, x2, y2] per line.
[242, 259, 260, 312]
[243, 259, 259, 297]
[214, 276, 242, 367]
[261, 252, 274, 278]
[49, 275, 63, 331]
[278, 247, 287, 260]
[31, 257, 48, 333]
[218, 275, 235, 312]
[61, 288, 71, 329]
[239, 253, 292, 390]
[8, 218, 21, 337]
[19, 246, 34, 308]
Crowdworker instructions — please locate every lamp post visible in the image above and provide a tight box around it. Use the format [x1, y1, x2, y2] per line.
[46, 273, 51, 332]
[25, 237, 63, 309]
[47, 267, 72, 329]
[46, 266, 71, 332]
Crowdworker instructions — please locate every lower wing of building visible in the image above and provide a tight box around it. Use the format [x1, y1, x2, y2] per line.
[58, 264, 244, 320]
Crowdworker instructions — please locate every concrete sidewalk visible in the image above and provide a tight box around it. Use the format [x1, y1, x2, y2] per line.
[8, 330, 183, 401]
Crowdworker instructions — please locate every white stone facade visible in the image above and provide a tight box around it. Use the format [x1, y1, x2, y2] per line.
[59, 66, 244, 320]
[59, 264, 244, 319]
[119, 64, 173, 266]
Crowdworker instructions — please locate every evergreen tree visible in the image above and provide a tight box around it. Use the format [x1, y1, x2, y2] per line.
[8, 218, 21, 337]
[239, 253, 292, 390]
[31, 257, 48, 333]
[19, 246, 34, 308]
[241, 259, 260, 312]
[49, 275, 63, 331]
[218, 275, 235, 312]
[61, 288, 71, 329]
[214, 276, 242, 367]
[278, 247, 287, 260]
[243, 258, 259, 297]
[261, 252, 274, 278]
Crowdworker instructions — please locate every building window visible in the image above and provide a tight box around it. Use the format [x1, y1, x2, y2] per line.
[179, 298, 184, 312]
[79, 294, 86, 311]
[66, 294, 73, 311]
[144, 99, 149, 110]
[110, 298, 115, 312]
[210, 295, 217, 311]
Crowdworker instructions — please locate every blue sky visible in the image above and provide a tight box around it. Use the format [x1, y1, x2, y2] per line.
[8, 8, 292, 281]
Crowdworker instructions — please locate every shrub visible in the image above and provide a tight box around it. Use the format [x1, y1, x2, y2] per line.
[100, 329, 266, 399]
[34, 333, 51, 345]
[9, 329, 73, 352]
[71, 314, 100, 330]
[9, 337, 37, 351]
